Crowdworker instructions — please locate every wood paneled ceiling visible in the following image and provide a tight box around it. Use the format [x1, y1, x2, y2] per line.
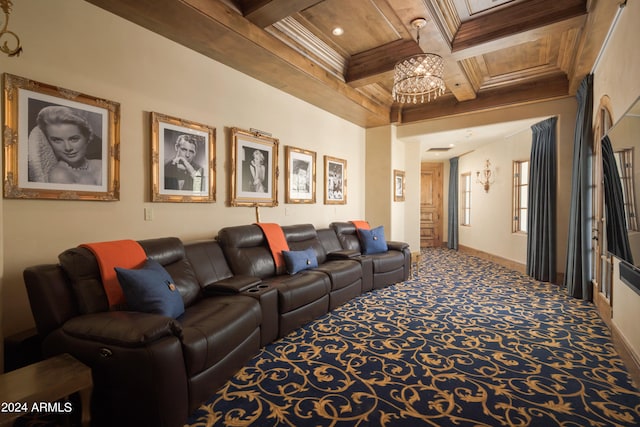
[84, 0, 621, 128]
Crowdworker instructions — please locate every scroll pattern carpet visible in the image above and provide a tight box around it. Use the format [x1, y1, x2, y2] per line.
[187, 248, 640, 426]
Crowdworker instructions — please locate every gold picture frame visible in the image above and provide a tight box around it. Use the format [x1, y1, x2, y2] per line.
[324, 155, 347, 205]
[151, 112, 216, 203]
[229, 127, 278, 207]
[394, 169, 405, 202]
[2, 73, 120, 200]
[285, 145, 316, 204]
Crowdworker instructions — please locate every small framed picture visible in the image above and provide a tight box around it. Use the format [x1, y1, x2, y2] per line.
[285, 146, 316, 204]
[2, 73, 120, 200]
[324, 155, 347, 205]
[229, 127, 278, 207]
[151, 112, 215, 203]
[394, 169, 405, 201]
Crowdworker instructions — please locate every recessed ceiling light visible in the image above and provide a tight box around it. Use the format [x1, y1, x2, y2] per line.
[332, 27, 344, 36]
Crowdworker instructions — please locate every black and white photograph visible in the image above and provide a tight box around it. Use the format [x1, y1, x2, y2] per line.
[151, 112, 215, 203]
[394, 169, 405, 202]
[324, 155, 347, 205]
[285, 146, 316, 204]
[3, 73, 120, 200]
[230, 127, 278, 207]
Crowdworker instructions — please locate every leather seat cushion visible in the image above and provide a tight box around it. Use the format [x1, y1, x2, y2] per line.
[265, 270, 330, 313]
[370, 251, 405, 274]
[180, 295, 261, 376]
[313, 260, 362, 291]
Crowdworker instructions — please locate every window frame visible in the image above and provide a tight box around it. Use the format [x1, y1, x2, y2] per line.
[460, 172, 471, 226]
[512, 160, 529, 234]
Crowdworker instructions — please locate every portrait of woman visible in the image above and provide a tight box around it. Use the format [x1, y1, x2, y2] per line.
[28, 105, 102, 185]
[242, 146, 268, 193]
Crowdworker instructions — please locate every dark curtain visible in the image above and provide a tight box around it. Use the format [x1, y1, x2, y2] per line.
[602, 135, 634, 263]
[527, 117, 557, 282]
[448, 157, 459, 250]
[564, 74, 593, 300]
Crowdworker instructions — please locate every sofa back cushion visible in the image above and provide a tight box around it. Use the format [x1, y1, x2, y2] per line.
[317, 228, 343, 254]
[282, 224, 327, 264]
[330, 222, 362, 252]
[58, 246, 110, 314]
[184, 240, 234, 286]
[138, 237, 201, 308]
[217, 224, 276, 278]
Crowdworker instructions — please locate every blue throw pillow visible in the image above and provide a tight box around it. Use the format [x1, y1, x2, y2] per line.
[282, 247, 318, 275]
[115, 258, 185, 318]
[358, 225, 388, 255]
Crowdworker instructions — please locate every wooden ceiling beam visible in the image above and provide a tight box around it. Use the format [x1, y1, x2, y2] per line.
[83, 0, 390, 127]
[346, 40, 422, 87]
[452, 0, 587, 52]
[393, 74, 569, 123]
[240, 0, 324, 28]
[449, 15, 587, 62]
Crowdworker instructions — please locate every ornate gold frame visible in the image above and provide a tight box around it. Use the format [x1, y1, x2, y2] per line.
[229, 127, 278, 207]
[324, 155, 347, 205]
[285, 145, 316, 204]
[150, 112, 216, 203]
[394, 169, 405, 202]
[3, 73, 120, 200]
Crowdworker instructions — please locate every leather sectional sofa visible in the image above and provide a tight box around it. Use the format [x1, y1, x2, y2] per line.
[23, 222, 410, 427]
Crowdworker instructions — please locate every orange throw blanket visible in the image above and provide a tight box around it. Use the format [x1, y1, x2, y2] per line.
[256, 223, 289, 275]
[80, 240, 147, 308]
[351, 220, 370, 230]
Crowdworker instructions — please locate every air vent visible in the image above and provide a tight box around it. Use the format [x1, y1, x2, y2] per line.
[426, 147, 452, 152]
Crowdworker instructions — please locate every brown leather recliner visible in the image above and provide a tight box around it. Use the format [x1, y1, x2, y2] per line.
[24, 237, 262, 427]
[330, 222, 411, 290]
[217, 224, 331, 338]
[283, 224, 363, 310]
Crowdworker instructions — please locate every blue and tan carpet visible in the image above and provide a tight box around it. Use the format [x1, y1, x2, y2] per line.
[187, 247, 640, 427]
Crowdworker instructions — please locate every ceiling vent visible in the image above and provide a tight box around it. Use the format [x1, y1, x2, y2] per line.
[426, 147, 452, 152]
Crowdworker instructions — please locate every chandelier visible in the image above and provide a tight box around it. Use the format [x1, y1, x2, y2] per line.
[392, 18, 445, 104]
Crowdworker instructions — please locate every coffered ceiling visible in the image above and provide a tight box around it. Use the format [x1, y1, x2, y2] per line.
[85, 0, 621, 128]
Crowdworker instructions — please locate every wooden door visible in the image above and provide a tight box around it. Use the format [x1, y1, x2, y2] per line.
[421, 162, 443, 248]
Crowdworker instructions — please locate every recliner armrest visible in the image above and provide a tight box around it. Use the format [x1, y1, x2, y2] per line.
[387, 241, 409, 251]
[62, 311, 183, 347]
[203, 275, 262, 295]
[326, 249, 361, 260]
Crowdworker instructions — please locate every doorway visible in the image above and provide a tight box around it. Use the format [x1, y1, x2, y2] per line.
[420, 162, 444, 248]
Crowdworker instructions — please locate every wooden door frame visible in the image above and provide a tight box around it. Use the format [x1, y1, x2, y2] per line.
[420, 162, 444, 248]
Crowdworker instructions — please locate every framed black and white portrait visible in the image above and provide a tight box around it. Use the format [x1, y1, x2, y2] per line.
[229, 127, 278, 207]
[151, 112, 215, 203]
[394, 169, 405, 202]
[324, 155, 347, 205]
[2, 73, 120, 200]
[285, 146, 316, 204]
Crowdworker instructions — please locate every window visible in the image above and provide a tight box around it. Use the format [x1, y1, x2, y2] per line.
[513, 160, 529, 233]
[461, 172, 471, 226]
[614, 148, 638, 231]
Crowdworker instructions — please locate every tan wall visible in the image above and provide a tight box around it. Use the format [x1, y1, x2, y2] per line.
[364, 126, 421, 251]
[0, 0, 366, 337]
[364, 127, 392, 234]
[457, 127, 532, 264]
[399, 97, 577, 269]
[593, 0, 640, 369]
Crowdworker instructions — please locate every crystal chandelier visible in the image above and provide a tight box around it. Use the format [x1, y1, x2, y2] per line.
[392, 18, 445, 104]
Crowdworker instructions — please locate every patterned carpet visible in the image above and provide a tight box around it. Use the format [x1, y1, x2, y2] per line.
[186, 248, 640, 426]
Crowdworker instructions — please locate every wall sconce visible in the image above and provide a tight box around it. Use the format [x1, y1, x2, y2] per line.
[476, 159, 495, 193]
[1, 0, 23, 57]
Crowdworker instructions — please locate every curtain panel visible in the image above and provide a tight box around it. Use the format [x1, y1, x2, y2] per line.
[564, 74, 593, 300]
[527, 117, 557, 282]
[602, 135, 634, 264]
[448, 157, 459, 250]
